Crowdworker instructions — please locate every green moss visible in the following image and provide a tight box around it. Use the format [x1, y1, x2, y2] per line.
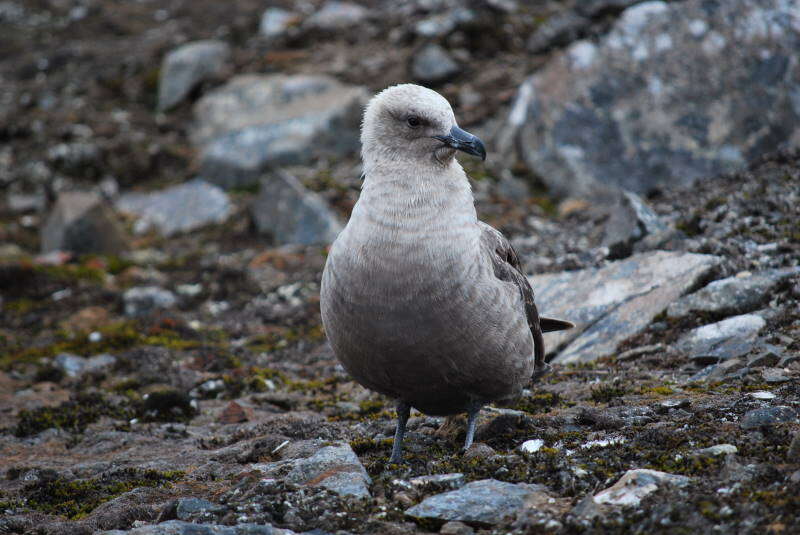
[511, 391, 563, 414]
[4, 298, 36, 314]
[590, 384, 628, 403]
[23, 468, 183, 519]
[639, 385, 674, 396]
[14, 392, 132, 437]
[136, 388, 196, 423]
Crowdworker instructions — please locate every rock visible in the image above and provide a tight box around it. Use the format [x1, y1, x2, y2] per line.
[259, 8, 298, 40]
[250, 171, 343, 245]
[157, 40, 230, 111]
[254, 442, 371, 499]
[123, 286, 177, 316]
[47, 142, 102, 177]
[305, 1, 367, 31]
[593, 469, 690, 506]
[520, 439, 544, 453]
[740, 406, 798, 430]
[748, 344, 783, 368]
[750, 391, 776, 400]
[41, 191, 128, 254]
[761, 367, 790, 384]
[788, 432, 800, 461]
[602, 191, 667, 259]
[695, 444, 738, 457]
[173, 497, 223, 520]
[507, 0, 800, 198]
[54, 353, 87, 378]
[116, 179, 233, 237]
[527, 11, 590, 53]
[533, 251, 720, 364]
[412, 44, 460, 85]
[405, 479, 548, 527]
[85, 353, 116, 373]
[101, 520, 295, 535]
[408, 473, 466, 491]
[192, 74, 368, 189]
[677, 314, 766, 363]
[688, 357, 747, 382]
[415, 8, 475, 38]
[667, 268, 800, 318]
[463, 443, 495, 461]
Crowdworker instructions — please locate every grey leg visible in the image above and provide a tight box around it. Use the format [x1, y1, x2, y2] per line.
[463, 403, 482, 451]
[389, 400, 411, 464]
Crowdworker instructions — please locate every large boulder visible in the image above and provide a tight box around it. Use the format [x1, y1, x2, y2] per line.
[505, 0, 800, 198]
[41, 191, 128, 255]
[192, 74, 368, 189]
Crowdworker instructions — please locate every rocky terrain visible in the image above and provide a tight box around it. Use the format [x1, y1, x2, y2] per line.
[1, 0, 799, 534]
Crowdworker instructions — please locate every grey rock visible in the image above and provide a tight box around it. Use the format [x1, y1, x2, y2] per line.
[250, 171, 342, 245]
[85, 353, 116, 372]
[533, 250, 720, 364]
[667, 268, 800, 318]
[100, 520, 295, 535]
[54, 353, 87, 377]
[411, 44, 460, 85]
[677, 314, 766, 363]
[158, 40, 230, 111]
[740, 406, 798, 429]
[174, 497, 224, 520]
[695, 444, 738, 456]
[408, 473, 466, 491]
[305, 1, 367, 31]
[788, 432, 800, 461]
[415, 8, 475, 38]
[41, 191, 128, 255]
[47, 142, 102, 176]
[687, 358, 747, 383]
[748, 344, 783, 367]
[527, 11, 590, 53]
[192, 74, 367, 189]
[576, 0, 644, 17]
[259, 8, 298, 40]
[602, 191, 667, 258]
[593, 469, 690, 506]
[761, 367, 791, 383]
[440, 521, 475, 535]
[508, 0, 800, 198]
[116, 179, 233, 237]
[123, 286, 177, 316]
[405, 479, 547, 527]
[7, 191, 45, 213]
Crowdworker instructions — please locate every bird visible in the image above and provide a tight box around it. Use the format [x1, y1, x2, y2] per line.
[320, 84, 573, 463]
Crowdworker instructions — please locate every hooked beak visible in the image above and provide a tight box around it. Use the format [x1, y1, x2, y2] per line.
[433, 125, 487, 161]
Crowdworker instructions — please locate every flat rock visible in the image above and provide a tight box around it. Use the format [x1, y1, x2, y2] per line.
[532, 250, 720, 364]
[695, 444, 738, 456]
[667, 268, 800, 318]
[41, 191, 128, 254]
[507, 0, 800, 198]
[305, 1, 368, 31]
[254, 442, 371, 499]
[101, 520, 295, 534]
[740, 406, 798, 430]
[259, 8, 298, 40]
[116, 179, 233, 237]
[405, 478, 548, 527]
[412, 44, 460, 85]
[158, 40, 230, 111]
[593, 469, 690, 506]
[250, 171, 342, 245]
[677, 314, 766, 362]
[192, 74, 367, 189]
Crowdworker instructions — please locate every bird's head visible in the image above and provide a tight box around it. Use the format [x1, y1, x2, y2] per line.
[361, 84, 486, 167]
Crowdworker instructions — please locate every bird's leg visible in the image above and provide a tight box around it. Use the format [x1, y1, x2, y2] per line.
[463, 402, 482, 451]
[389, 400, 411, 464]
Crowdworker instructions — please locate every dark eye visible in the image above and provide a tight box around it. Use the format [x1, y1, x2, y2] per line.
[407, 116, 421, 128]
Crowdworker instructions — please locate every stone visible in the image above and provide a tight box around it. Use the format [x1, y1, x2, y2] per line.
[100, 520, 295, 534]
[532, 250, 720, 364]
[157, 40, 230, 111]
[85, 353, 116, 372]
[255, 442, 371, 499]
[411, 44, 461, 85]
[116, 179, 233, 237]
[750, 391, 776, 400]
[788, 432, 800, 461]
[192, 74, 367, 189]
[740, 406, 798, 430]
[695, 444, 738, 457]
[602, 191, 667, 259]
[408, 473, 466, 491]
[250, 171, 343, 245]
[527, 11, 590, 53]
[506, 0, 800, 198]
[173, 497, 223, 520]
[520, 439, 544, 453]
[440, 520, 475, 535]
[54, 353, 87, 378]
[593, 469, 690, 506]
[123, 286, 177, 316]
[305, 1, 368, 31]
[405, 479, 548, 527]
[677, 314, 766, 363]
[762, 367, 791, 384]
[259, 8, 298, 40]
[41, 191, 128, 255]
[748, 344, 783, 368]
[415, 8, 475, 38]
[667, 268, 800, 318]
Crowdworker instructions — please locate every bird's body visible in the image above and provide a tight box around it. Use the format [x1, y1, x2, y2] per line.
[320, 84, 571, 461]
